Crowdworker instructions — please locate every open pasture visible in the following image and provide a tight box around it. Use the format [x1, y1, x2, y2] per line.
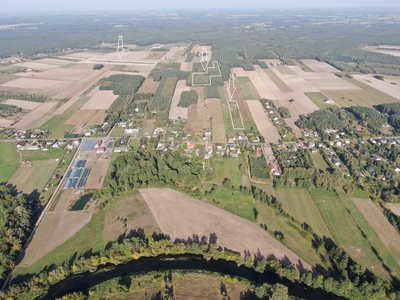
[8, 159, 58, 195]
[87, 109, 107, 124]
[140, 188, 313, 271]
[247, 100, 280, 143]
[206, 98, 226, 143]
[11, 101, 57, 129]
[301, 59, 340, 73]
[1, 77, 72, 91]
[353, 198, 400, 259]
[169, 79, 190, 120]
[352, 74, 400, 100]
[80, 90, 118, 110]
[16, 68, 92, 82]
[138, 78, 160, 94]
[304, 92, 337, 109]
[237, 76, 261, 100]
[0, 142, 20, 184]
[141, 119, 156, 137]
[3, 99, 42, 110]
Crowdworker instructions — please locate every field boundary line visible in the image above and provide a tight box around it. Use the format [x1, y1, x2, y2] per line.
[227, 100, 245, 130]
[192, 61, 222, 86]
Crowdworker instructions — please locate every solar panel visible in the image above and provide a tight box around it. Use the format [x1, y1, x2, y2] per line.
[66, 170, 72, 178]
[70, 169, 77, 178]
[71, 178, 78, 188]
[75, 169, 82, 178]
[81, 160, 86, 169]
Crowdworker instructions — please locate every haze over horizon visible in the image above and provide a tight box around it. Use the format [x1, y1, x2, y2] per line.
[2, 0, 400, 13]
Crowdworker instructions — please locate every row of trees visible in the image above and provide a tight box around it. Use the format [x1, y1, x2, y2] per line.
[0, 91, 49, 103]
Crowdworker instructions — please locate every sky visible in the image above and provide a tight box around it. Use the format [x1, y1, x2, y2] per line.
[2, 0, 400, 13]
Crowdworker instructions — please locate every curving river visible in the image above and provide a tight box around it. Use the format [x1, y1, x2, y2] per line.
[38, 255, 346, 300]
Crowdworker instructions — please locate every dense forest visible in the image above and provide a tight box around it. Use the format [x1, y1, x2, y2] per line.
[178, 90, 198, 108]
[374, 102, 400, 134]
[99, 74, 145, 96]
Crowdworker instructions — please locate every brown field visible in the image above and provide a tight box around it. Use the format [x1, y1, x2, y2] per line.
[102, 193, 161, 244]
[87, 109, 107, 124]
[322, 77, 400, 107]
[141, 119, 156, 137]
[85, 159, 111, 189]
[388, 204, 400, 217]
[52, 65, 111, 105]
[232, 67, 247, 77]
[301, 59, 340, 73]
[185, 104, 203, 136]
[264, 68, 293, 93]
[8, 160, 58, 195]
[169, 80, 190, 120]
[53, 189, 74, 212]
[247, 100, 281, 143]
[91, 51, 153, 62]
[19, 204, 95, 266]
[65, 109, 98, 125]
[80, 90, 118, 110]
[269, 68, 319, 93]
[353, 198, 400, 262]
[206, 98, 226, 143]
[180, 62, 193, 72]
[146, 52, 165, 60]
[138, 78, 160, 94]
[0, 73, 17, 84]
[140, 188, 313, 271]
[16, 68, 92, 82]
[1, 78, 72, 91]
[11, 102, 57, 129]
[3, 99, 42, 110]
[246, 71, 276, 99]
[0, 118, 13, 127]
[15, 59, 71, 70]
[288, 92, 320, 115]
[224, 81, 252, 121]
[162, 47, 182, 60]
[70, 63, 96, 70]
[352, 74, 400, 100]
[64, 52, 105, 59]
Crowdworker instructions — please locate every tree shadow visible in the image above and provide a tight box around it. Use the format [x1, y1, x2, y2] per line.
[239, 289, 258, 300]
[278, 255, 292, 267]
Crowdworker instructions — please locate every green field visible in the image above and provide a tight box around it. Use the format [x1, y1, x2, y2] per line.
[274, 65, 295, 75]
[211, 157, 242, 186]
[59, 63, 77, 68]
[218, 86, 234, 136]
[109, 126, 126, 138]
[309, 188, 391, 280]
[311, 153, 330, 171]
[0, 142, 20, 184]
[237, 77, 261, 100]
[304, 92, 337, 109]
[264, 68, 293, 93]
[20, 148, 66, 161]
[275, 188, 332, 238]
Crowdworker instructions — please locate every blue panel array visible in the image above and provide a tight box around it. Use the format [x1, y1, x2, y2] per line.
[64, 158, 92, 189]
[80, 140, 98, 152]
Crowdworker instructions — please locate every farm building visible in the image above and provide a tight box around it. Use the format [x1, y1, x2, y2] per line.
[96, 146, 106, 153]
[114, 146, 129, 153]
[95, 140, 102, 148]
[125, 128, 140, 134]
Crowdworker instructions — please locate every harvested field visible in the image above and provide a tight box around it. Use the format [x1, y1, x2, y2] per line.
[169, 80, 190, 120]
[322, 77, 400, 107]
[245, 72, 275, 99]
[16, 68, 92, 82]
[91, 51, 153, 62]
[162, 47, 182, 60]
[264, 68, 293, 93]
[304, 92, 338, 109]
[85, 159, 110, 189]
[146, 52, 164, 60]
[0, 73, 17, 84]
[19, 204, 95, 266]
[140, 188, 313, 271]
[206, 98, 226, 143]
[388, 203, 400, 217]
[65, 52, 104, 59]
[180, 62, 192, 72]
[0, 118, 13, 127]
[15, 60, 69, 70]
[275, 66, 295, 75]
[70, 63, 96, 70]
[247, 100, 280, 143]
[65, 109, 97, 125]
[8, 160, 58, 195]
[138, 78, 160, 94]
[301, 59, 340, 73]
[53, 189, 74, 212]
[287, 92, 319, 115]
[52, 66, 111, 105]
[352, 74, 400, 100]
[11, 102, 57, 129]
[353, 198, 400, 259]
[80, 90, 118, 110]
[87, 109, 107, 124]
[3, 99, 42, 110]
[237, 77, 261, 100]
[232, 67, 247, 77]
[1, 78, 72, 91]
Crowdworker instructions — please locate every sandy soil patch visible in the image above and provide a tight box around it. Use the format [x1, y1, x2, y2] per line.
[388, 204, 400, 217]
[140, 188, 313, 271]
[206, 98, 226, 143]
[352, 74, 400, 100]
[80, 90, 118, 110]
[3, 99, 42, 110]
[85, 159, 111, 189]
[169, 80, 190, 120]
[301, 59, 340, 73]
[11, 102, 57, 129]
[240, 175, 250, 187]
[353, 198, 400, 263]
[16, 68, 92, 82]
[0, 118, 13, 127]
[246, 71, 276, 99]
[65, 109, 97, 125]
[19, 204, 95, 266]
[146, 52, 165, 60]
[247, 100, 281, 143]
[232, 67, 247, 77]
[138, 78, 160, 94]
[1, 78, 72, 91]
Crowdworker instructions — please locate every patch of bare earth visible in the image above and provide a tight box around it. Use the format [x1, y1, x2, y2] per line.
[247, 100, 281, 143]
[11, 102, 57, 129]
[140, 188, 313, 272]
[387, 203, 400, 217]
[85, 159, 111, 189]
[138, 78, 160, 94]
[206, 98, 226, 143]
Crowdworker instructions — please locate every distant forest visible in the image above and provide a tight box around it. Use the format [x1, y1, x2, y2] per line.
[2, 10, 400, 75]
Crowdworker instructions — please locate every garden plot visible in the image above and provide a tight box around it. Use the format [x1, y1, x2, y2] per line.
[80, 90, 118, 110]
